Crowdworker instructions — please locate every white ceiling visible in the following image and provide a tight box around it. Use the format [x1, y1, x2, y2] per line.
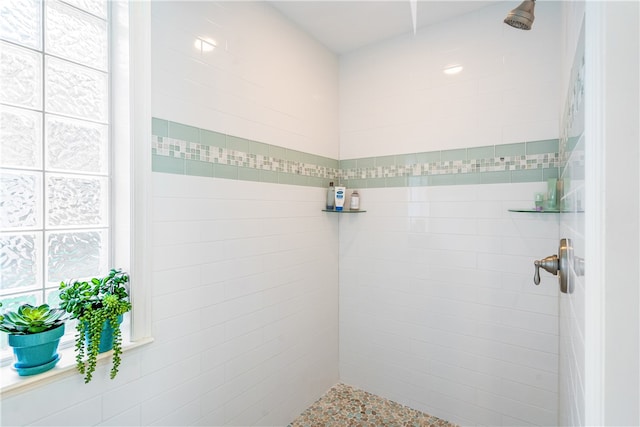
[269, 0, 502, 55]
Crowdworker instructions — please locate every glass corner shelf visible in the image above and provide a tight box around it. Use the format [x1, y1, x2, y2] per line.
[322, 209, 366, 213]
[508, 209, 584, 213]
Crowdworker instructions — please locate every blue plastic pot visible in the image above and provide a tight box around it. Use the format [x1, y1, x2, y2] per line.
[8, 324, 65, 376]
[85, 315, 123, 353]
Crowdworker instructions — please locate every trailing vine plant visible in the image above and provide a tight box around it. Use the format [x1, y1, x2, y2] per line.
[59, 269, 131, 383]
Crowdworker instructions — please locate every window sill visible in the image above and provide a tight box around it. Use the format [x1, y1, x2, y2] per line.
[0, 337, 153, 398]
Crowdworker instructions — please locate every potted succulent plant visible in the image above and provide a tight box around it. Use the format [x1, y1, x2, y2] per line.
[0, 303, 68, 376]
[58, 268, 132, 383]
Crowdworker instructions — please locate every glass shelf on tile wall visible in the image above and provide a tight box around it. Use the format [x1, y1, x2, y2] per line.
[508, 209, 584, 213]
[322, 209, 367, 213]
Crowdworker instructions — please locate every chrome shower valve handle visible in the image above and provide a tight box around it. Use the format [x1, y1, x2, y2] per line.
[532, 238, 583, 293]
[533, 255, 559, 285]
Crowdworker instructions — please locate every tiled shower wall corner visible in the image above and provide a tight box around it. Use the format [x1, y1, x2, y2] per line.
[558, 15, 586, 427]
[152, 118, 560, 189]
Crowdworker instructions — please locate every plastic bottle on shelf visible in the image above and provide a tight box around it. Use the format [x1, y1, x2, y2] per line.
[326, 182, 335, 210]
[350, 190, 360, 210]
[334, 186, 346, 211]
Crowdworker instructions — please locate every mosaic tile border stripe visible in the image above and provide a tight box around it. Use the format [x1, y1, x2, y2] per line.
[152, 118, 559, 188]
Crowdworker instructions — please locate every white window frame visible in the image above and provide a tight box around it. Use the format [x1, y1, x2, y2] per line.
[112, 0, 152, 343]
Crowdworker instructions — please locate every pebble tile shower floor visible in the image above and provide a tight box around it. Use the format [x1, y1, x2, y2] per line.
[288, 383, 458, 427]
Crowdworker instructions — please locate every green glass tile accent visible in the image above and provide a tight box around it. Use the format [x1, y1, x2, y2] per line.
[285, 149, 305, 163]
[386, 176, 407, 187]
[168, 121, 199, 143]
[467, 146, 494, 159]
[152, 154, 184, 174]
[152, 118, 559, 189]
[292, 174, 310, 186]
[495, 143, 526, 157]
[260, 170, 279, 184]
[422, 151, 441, 163]
[429, 174, 457, 186]
[543, 167, 559, 181]
[269, 145, 286, 159]
[480, 171, 511, 184]
[152, 118, 168, 137]
[357, 157, 376, 168]
[278, 173, 296, 185]
[511, 169, 542, 183]
[303, 152, 319, 165]
[308, 176, 326, 187]
[238, 166, 261, 182]
[300, 152, 313, 164]
[376, 155, 396, 167]
[367, 177, 387, 188]
[321, 156, 339, 169]
[566, 135, 581, 152]
[248, 140, 270, 156]
[215, 163, 238, 180]
[526, 139, 559, 155]
[441, 148, 467, 162]
[340, 159, 357, 169]
[396, 153, 418, 165]
[454, 172, 482, 185]
[226, 135, 248, 152]
[185, 159, 214, 177]
[345, 178, 368, 189]
[408, 176, 429, 187]
[200, 129, 226, 147]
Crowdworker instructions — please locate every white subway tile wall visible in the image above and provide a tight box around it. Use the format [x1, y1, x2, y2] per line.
[1, 174, 340, 427]
[334, 2, 563, 426]
[339, 183, 560, 426]
[339, 2, 562, 159]
[148, 173, 339, 426]
[150, 1, 339, 160]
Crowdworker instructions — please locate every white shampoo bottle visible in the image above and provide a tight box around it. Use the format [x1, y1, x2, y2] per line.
[334, 186, 346, 211]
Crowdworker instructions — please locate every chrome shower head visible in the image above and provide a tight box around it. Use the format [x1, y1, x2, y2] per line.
[504, 0, 536, 30]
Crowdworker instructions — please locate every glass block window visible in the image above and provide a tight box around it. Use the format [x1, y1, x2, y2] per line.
[0, 0, 110, 316]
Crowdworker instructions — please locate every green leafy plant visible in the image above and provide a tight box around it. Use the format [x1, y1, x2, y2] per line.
[59, 268, 132, 383]
[0, 304, 67, 335]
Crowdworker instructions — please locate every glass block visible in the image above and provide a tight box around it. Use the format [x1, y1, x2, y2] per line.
[61, 0, 107, 19]
[0, 170, 42, 230]
[45, 56, 108, 123]
[46, 174, 108, 227]
[46, 229, 108, 284]
[0, 41, 43, 109]
[45, 115, 108, 174]
[0, 0, 42, 49]
[46, 288, 61, 306]
[0, 105, 43, 169]
[0, 232, 42, 292]
[0, 292, 40, 312]
[45, 0, 108, 71]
